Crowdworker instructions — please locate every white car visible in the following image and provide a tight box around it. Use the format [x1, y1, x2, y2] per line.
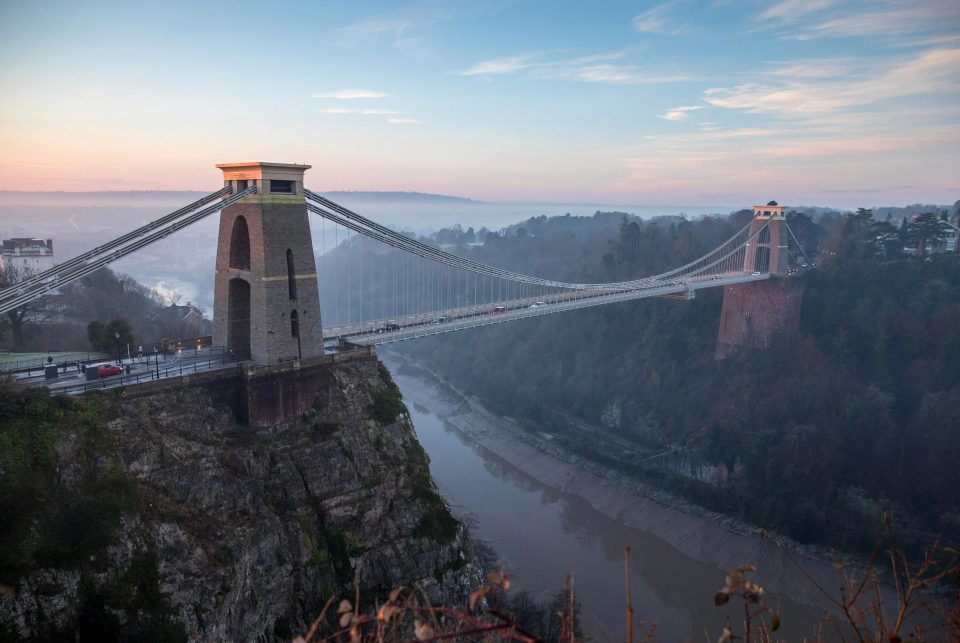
[529, 301, 547, 308]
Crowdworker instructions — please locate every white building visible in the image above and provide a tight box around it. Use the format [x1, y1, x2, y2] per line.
[941, 219, 959, 253]
[1, 238, 55, 273]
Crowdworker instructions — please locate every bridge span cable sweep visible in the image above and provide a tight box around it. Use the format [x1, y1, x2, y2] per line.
[304, 191, 789, 343]
[0, 185, 257, 316]
[0, 187, 231, 302]
[305, 189, 770, 291]
[0, 185, 808, 347]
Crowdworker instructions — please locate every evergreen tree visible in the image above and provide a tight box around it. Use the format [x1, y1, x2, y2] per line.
[908, 211, 946, 256]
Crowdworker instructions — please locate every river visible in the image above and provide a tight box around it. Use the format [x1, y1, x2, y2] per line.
[383, 354, 832, 641]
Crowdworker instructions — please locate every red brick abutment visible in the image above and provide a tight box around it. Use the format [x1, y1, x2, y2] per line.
[113, 346, 377, 427]
[716, 278, 804, 359]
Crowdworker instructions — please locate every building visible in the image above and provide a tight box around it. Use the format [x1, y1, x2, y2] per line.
[940, 219, 959, 253]
[1, 238, 55, 273]
[156, 302, 210, 340]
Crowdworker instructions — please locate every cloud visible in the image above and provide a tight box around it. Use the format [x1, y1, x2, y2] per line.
[658, 105, 704, 121]
[759, 0, 837, 22]
[632, 2, 681, 34]
[460, 56, 533, 76]
[768, 0, 960, 40]
[317, 108, 399, 115]
[548, 64, 696, 85]
[337, 1, 506, 54]
[613, 123, 958, 202]
[704, 47, 960, 117]
[388, 117, 420, 124]
[457, 50, 698, 85]
[310, 90, 390, 100]
[808, 2, 960, 38]
[763, 58, 861, 79]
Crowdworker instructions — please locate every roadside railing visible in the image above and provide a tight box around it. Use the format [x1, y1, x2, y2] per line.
[50, 350, 243, 396]
[0, 353, 109, 377]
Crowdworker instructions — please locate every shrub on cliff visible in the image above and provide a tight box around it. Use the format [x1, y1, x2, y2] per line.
[369, 364, 406, 424]
[0, 378, 137, 583]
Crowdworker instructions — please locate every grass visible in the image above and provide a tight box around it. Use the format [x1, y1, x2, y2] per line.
[0, 351, 107, 367]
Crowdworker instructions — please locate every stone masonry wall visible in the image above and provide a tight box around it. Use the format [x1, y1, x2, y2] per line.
[716, 278, 804, 359]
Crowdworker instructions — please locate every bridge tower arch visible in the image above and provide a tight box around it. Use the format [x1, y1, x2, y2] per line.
[213, 162, 323, 364]
[743, 201, 788, 276]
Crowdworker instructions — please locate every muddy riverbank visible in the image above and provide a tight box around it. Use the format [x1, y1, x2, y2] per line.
[381, 352, 862, 639]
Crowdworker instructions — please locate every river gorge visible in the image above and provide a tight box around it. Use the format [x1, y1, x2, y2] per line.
[382, 352, 846, 640]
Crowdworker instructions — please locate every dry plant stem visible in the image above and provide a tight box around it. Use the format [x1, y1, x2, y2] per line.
[304, 595, 338, 643]
[623, 547, 633, 643]
[411, 604, 538, 642]
[744, 591, 751, 639]
[558, 574, 575, 643]
[417, 585, 442, 632]
[595, 621, 612, 643]
[769, 520, 959, 643]
[771, 531, 878, 643]
[486, 608, 542, 641]
[625, 547, 634, 643]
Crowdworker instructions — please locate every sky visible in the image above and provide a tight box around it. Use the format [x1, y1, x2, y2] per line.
[0, 0, 958, 208]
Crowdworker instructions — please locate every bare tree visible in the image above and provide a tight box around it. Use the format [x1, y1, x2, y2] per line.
[0, 264, 55, 349]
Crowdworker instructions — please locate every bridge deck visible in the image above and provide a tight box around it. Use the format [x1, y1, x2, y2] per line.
[324, 271, 768, 345]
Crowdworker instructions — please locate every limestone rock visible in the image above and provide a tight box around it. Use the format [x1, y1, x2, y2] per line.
[1, 356, 477, 641]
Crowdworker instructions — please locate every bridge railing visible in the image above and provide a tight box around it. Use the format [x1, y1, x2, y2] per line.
[0, 353, 110, 377]
[48, 349, 243, 396]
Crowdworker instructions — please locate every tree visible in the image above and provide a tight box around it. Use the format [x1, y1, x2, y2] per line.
[87, 318, 133, 356]
[908, 211, 946, 256]
[870, 219, 900, 260]
[0, 264, 53, 349]
[820, 209, 874, 267]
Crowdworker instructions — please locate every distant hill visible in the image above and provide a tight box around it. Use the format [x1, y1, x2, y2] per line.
[874, 203, 954, 218]
[0, 190, 479, 207]
[0, 191, 209, 207]
[318, 191, 480, 205]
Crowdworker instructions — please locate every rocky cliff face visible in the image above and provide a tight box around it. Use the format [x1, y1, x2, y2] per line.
[0, 356, 477, 641]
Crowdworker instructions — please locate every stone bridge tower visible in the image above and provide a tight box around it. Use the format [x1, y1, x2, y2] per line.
[743, 201, 788, 276]
[716, 202, 803, 358]
[212, 162, 323, 364]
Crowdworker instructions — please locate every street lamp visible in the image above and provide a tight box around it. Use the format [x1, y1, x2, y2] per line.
[153, 346, 159, 379]
[115, 331, 121, 364]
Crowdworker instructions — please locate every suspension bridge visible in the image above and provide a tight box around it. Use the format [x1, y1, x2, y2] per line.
[0, 162, 809, 372]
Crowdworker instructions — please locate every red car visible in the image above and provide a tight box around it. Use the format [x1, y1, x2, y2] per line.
[97, 364, 123, 377]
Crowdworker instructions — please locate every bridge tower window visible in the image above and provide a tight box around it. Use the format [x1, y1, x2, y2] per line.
[229, 216, 250, 269]
[290, 310, 300, 337]
[286, 248, 297, 300]
[758, 226, 771, 244]
[270, 179, 294, 194]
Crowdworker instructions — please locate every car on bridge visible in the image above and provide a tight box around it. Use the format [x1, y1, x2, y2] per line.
[375, 322, 401, 333]
[431, 316, 450, 324]
[490, 306, 507, 315]
[96, 363, 123, 377]
[529, 301, 546, 308]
